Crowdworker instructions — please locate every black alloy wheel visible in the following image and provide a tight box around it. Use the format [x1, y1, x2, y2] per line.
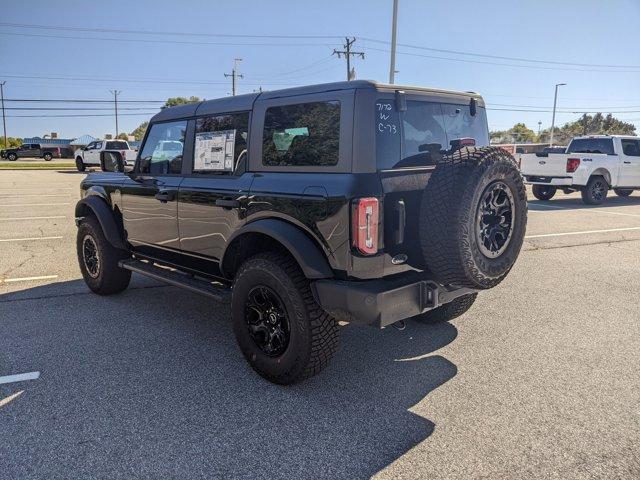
[476, 181, 515, 258]
[245, 285, 290, 357]
[590, 179, 607, 202]
[82, 234, 101, 278]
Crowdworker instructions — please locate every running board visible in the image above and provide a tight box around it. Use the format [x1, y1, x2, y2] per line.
[118, 259, 231, 303]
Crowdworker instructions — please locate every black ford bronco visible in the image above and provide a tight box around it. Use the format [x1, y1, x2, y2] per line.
[75, 80, 527, 384]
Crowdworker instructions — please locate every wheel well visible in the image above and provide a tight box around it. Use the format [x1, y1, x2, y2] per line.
[221, 232, 292, 280]
[590, 168, 611, 186]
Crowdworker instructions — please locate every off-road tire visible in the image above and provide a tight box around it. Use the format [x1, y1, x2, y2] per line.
[413, 293, 478, 324]
[614, 188, 633, 197]
[231, 252, 339, 385]
[532, 184, 557, 201]
[76, 156, 85, 172]
[43, 153, 53, 161]
[7, 153, 17, 161]
[581, 176, 608, 205]
[419, 147, 528, 290]
[76, 215, 131, 295]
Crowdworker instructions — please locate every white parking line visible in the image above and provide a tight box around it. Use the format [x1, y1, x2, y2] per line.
[0, 215, 66, 221]
[0, 390, 24, 408]
[0, 203, 70, 207]
[526, 226, 640, 239]
[0, 194, 72, 197]
[0, 275, 58, 284]
[0, 236, 63, 243]
[530, 202, 640, 218]
[0, 371, 40, 385]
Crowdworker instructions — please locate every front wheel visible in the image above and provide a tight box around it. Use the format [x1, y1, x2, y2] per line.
[531, 184, 557, 201]
[43, 153, 53, 161]
[614, 188, 633, 197]
[412, 293, 478, 324]
[581, 176, 608, 205]
[76, 216, 131, 295]
[76, 157, 85, 172]
[231, 252, 339, 385]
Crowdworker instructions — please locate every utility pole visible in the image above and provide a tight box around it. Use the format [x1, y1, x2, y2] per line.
[549, 83, 566, 146]
[389, 0, 399, 84]
[110, 90, 121, 137]
[224, 58, 244, 96]
[537, 121, 542, 137]
[0, 81, 6, 149]
[333, 37, 365, 81]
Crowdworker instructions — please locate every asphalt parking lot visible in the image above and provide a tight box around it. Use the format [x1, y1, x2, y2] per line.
[1, 170, 639, 479]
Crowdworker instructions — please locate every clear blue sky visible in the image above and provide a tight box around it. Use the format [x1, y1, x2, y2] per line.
[1, 0, 639, 139]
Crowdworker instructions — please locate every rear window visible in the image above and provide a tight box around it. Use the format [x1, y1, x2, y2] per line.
[567, 138, 614, 155]
[262, 101, 340, 167]
[375, 99, 489, 170]
[106, 141, 128, 150]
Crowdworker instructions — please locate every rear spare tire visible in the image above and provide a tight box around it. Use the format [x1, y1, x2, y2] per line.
[419, 147, 527, 290]
[532, 184, 557, 201]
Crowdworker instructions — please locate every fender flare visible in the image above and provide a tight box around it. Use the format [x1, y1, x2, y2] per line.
[220, 219, 333, 279]
[75, 195, 126, 250]
[590, 168, 612, 186]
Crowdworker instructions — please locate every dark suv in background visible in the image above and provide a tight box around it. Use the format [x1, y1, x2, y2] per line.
[75, 80, 527, 384]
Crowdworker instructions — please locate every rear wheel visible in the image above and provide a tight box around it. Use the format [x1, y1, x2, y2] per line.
[419, 147, 528, 290]
[76, 156, 85, 172]
[412, 293, 478, 324]
[581, 176, 608, 205]
[531, 184, 557, 201]
[7, 153, 17, 161]
[614, 188, 633, 197]
[76, 215, 131, 295]
[231, 252, 339, 385]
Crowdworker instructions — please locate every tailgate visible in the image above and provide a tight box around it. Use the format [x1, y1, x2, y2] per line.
[520, 153, 568, 177]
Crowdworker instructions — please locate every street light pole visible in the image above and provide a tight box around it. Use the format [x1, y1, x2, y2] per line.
[549, 83, 566, 146]
[110, 90, 121, 137]
[0, 81, 7, 149]
[389, 0, 399, 84]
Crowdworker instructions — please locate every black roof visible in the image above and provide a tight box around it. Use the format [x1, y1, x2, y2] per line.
[151, 80, 484, 122]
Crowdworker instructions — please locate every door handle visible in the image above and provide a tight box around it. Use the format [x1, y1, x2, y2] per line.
[215, 198, 240, 209]
[155, 191, 176, 203]
[623, 161, 631, 164]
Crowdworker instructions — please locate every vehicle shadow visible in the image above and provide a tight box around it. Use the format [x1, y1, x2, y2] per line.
[528, 194, 640, 211]
[0, 279, 459, 479]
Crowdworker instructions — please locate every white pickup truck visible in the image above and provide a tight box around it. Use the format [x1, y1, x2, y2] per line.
[74, 140, 137, 172]
[520, 135, 640, 204]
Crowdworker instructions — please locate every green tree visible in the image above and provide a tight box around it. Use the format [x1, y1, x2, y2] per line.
[164, 96, 202, 108]
[1, 137, 22, 149]
[539, 113, 636, 144]
[490, 123, 536, 143]
[116, 132, 129, 140]
[130, 121, 148, 141]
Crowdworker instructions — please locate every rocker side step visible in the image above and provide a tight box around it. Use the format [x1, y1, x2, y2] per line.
[118, 258, 231, 303]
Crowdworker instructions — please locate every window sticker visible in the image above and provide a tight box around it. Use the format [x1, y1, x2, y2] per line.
[194, 129, 236, 171]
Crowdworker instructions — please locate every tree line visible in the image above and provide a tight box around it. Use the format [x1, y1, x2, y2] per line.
[490, 113, 637, 145]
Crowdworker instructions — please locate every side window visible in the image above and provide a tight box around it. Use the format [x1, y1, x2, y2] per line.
[95, 141, 103, 150]
[262, 101, 340, 167]
[194, 112, 249, 174]
[86, 142, 95, 150]
[138, 121, 187, 175]
[621, 139, 640, 157]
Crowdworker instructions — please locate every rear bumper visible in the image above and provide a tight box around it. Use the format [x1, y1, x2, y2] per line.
[524, 175, 573, 186]
[311, 274, 477, 328]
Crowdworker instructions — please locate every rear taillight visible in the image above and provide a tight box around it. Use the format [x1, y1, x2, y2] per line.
[566, 158, 580, 173]
[352, 197, 379, 255]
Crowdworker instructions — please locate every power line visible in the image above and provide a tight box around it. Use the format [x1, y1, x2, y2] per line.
[364, 46, 640, 74]
[5, 112, 157, 118]
[2, 98, 165, 103]
[360, 37, 640, 69]
[0, 31, 341, 48]
[3, 107, 159, 111]
[0, 22, 344, 39]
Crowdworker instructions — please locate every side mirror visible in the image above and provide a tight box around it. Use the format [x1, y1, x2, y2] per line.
[100, 151, 125, 173]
